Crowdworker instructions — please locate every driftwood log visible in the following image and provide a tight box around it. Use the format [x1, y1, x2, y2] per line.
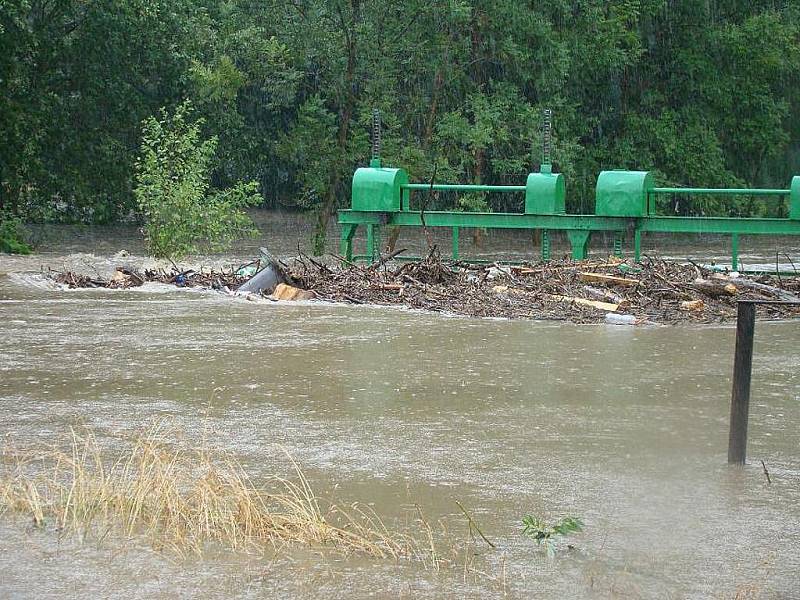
[710, 275, 800, 302]
[690, 278, 738, 297]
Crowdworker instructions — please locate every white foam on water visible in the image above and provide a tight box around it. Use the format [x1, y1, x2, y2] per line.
[5, 272, 62, 290]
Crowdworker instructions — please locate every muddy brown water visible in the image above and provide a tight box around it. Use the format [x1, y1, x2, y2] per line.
[1, 213, 799, 598]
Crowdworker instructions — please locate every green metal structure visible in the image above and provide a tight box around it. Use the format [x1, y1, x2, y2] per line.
[339, 116, 800, 268]
[339, 164, 800, 269]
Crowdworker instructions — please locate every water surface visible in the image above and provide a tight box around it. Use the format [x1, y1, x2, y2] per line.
[1, 217, 799, 598]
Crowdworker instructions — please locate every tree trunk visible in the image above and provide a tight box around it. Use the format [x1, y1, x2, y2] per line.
[423, 68, 444, 147]
[312, 0, 360, 256]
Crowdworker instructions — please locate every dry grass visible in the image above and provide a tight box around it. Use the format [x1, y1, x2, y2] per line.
[0, 423, 414, 559]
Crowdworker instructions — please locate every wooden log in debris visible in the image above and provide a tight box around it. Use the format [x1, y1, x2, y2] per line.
[495, 285, 619, 311]
[579, 272, 640, 287]
[582, 285, 626, 305]
[690, 278, 737, 297]
[269, 283, 315, 301]
[546, 294, 619, 312]
[711, 275, 800, 302]
[680, 299, 705, 311]
[492, 285, 518, 294]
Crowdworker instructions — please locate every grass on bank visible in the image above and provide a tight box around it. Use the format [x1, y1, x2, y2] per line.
[0, 423, 412, 559]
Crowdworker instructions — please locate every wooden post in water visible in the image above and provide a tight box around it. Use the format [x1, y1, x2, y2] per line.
[728, 301, 756, 464]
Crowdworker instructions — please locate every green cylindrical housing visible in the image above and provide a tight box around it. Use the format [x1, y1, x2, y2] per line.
[791, 176, 800, 220]
[351, 167, 409, 211]
[525, 172, 565, 215]
[595, 170, 654, 217]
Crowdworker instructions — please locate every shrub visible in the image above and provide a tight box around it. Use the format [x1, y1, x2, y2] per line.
[0, 210, 32, 254]
[134, 101, 260, 261]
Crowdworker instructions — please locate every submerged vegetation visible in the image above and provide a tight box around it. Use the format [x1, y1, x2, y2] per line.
[0, 422, 515, 578]
[0, 424, 409, 558]
[522, 515, 584, 558]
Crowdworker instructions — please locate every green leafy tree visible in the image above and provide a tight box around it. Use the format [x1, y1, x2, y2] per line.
[3, 0, 800, 230]
[0, 0, 204, 221]
[134, 102, 260, 261]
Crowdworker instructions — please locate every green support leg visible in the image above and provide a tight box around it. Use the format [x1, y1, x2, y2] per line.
[340, 224, 358, 262]
[731, 233, 739, 271]
[566, 230, 591, 261]
[634, 229, 642, 262]
[541, 230, 551, 261]
[613, 232, 624, 258]
[452, 227, 460, 260]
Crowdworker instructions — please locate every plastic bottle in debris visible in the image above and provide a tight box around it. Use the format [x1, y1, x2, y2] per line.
[604, 313, 637, 326]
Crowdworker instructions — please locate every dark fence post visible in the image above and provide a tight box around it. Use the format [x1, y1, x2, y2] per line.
[728, 301, 756, 464]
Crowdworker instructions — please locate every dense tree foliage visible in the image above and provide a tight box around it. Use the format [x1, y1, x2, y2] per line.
[1, 0, 799, 248]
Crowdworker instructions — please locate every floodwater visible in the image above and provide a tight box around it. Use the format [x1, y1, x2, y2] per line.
[1, 213, 799, 599]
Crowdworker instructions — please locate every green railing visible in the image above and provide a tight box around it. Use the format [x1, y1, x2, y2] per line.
[650, 188, 790, 196]
[401, 184, 525, 193]
[647, 187, 791, 216]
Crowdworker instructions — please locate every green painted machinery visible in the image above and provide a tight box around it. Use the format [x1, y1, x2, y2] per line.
[595, 171, 654, 217]
[525, 164, 565, 215]
[340, 113, 800, 268]
[340, 163, 800, 269]
[350, 166, 409, 212]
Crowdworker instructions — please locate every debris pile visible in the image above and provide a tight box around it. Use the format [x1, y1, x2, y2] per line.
[47, 251, 800, 324]
[49, 266, 247, 291]
[287, 251, 800, 324]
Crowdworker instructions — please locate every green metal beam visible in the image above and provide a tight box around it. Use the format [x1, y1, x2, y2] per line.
[638, 216, 800, 235]
[339, 210, 800, 267]
[341, 210, 800, 235]
[339, 210, 630, 231]
[340, 223, 357, 262]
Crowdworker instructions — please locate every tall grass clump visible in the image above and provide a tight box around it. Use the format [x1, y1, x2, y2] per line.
[0, 423, 410, 559]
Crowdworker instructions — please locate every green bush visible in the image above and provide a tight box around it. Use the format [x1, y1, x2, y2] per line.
[134, 101, 261, 261]
[0, 211, 32, 254]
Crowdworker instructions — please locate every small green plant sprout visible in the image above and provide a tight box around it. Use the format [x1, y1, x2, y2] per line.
[521, 515, 583, 557]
